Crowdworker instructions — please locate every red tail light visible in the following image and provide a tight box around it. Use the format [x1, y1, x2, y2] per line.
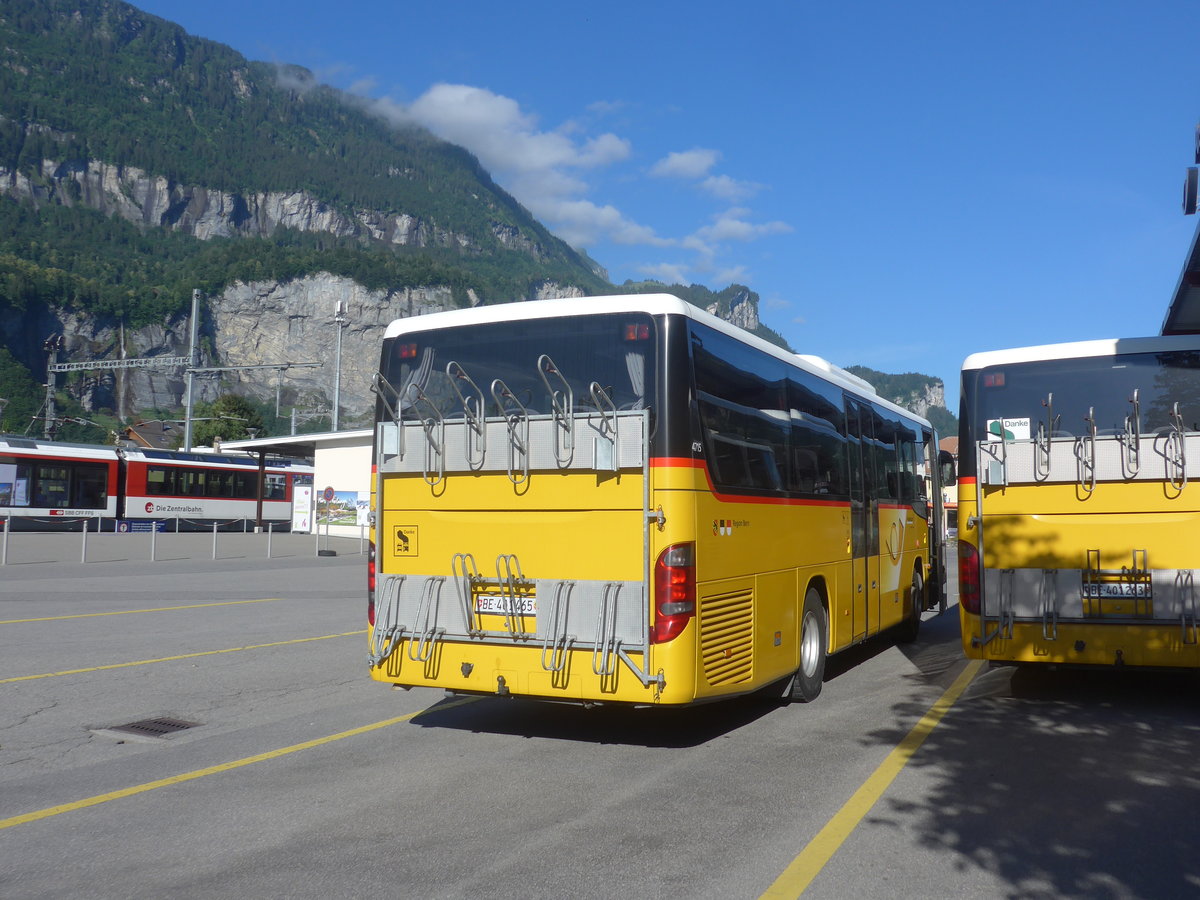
[652, 542, 696, 643]
[958, 539, 981, 614]
[367, 540, 376, 626]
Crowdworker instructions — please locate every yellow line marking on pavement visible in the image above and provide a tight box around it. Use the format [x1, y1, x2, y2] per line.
[0, 630, 368, 683]
[0, 697, 479, 830]
[0, 597, 281, 624]
[761, 659, 985, 898]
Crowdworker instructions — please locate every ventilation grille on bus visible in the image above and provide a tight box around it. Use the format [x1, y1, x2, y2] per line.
[700, 588, 754, 686]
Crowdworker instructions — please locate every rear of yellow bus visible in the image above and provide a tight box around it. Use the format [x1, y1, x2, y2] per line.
[366, 299, 719, 706]
[958, 337, 1200, 668]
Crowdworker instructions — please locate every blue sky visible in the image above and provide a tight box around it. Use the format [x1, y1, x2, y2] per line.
[133, 0, 1200, 411]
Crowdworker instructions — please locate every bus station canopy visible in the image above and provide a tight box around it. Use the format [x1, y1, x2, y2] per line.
[220, 429, 370, 461]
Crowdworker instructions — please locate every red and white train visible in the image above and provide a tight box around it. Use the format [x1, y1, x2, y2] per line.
[0, 436, 313, 531]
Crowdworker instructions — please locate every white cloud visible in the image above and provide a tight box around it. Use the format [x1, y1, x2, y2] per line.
[329, 75, 791, 290]
[650, 148, 721, 179]
[712, 264, 749, 285]
[701, 174, 762, 203]
[637, 262, 692, 285]
[693, 209, 792, 244]
[367, 83, 662, 251]
[586, 99, 626, 116]
[539, 198, 670, 249]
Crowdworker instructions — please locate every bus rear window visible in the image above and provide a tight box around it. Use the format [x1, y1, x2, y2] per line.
[381, 314, 657, 420]
[973, 349, 1200, 439]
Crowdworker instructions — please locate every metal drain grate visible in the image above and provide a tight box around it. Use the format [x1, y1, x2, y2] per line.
[108, 717, 201, 738]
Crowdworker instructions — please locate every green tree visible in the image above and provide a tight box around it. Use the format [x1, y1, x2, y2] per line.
[0, 347, 41, 434]
[188, 394, 266, 448]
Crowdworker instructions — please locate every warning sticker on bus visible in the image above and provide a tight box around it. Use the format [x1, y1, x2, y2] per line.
[475, 594, 537, 615]
[393, 526, 418, 557]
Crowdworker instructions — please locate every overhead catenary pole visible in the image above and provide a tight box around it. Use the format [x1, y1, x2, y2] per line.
[43, 335, 63, 439]
[183, 289, 200, 451]
[332, 300, 348, 432]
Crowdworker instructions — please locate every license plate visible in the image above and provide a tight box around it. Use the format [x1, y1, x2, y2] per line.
[475, 594, 537, 615]
[1082, 582, 1151, 600]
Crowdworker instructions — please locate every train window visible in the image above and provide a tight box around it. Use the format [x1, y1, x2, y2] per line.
[265, 474, 286, 500]
[72, 465, 108, 508]
[0, 458, 32, 506]
[35, 465, 71, 508]
[147, 466, 169, 495]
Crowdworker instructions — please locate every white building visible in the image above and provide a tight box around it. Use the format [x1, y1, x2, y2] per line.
[223, 429, 372, 538]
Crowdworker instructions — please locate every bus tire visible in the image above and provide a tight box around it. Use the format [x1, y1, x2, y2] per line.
[790, 587, 827, 703]
[896, 565, 923, 644]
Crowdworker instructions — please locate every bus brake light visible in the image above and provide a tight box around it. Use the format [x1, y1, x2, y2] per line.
[958, 540, 981, 614]
[652, 542, 695, 643]
[367, 540, 376, 626]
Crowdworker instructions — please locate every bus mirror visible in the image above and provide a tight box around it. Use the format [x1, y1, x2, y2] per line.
[938, 449, 957, 487]
[911, 497, 930, 520]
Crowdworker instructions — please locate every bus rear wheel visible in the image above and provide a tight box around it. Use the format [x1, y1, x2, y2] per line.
[790, 587, 827, 703]
[896, 565, 923, 644]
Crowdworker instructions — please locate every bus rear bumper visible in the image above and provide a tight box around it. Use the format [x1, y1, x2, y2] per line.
[369, 637, 700, 706]
[960, 613, 1200, 668]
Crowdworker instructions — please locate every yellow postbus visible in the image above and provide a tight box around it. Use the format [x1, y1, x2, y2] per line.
[368, 294, 951, 706]
[958, 334, 1200, 667]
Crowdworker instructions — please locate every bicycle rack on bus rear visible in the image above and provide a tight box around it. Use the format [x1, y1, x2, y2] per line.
[446, 361, 487, 470]
[540, 580, 576, 673]
[1039, 568, 1058, 641]
[369, 574, 408, 666]
[408, 576, 447, 662]
[406, 383, 446, 488]
[591, 582, 624, 677]
[371, 354, 666, 695]
[538, 354, 575, 467]
[490, 379, 530, 486]
[1177, 570, 1197, 645]
[1166, 403, 1188, 492]
[1082, 549, 1151, 619]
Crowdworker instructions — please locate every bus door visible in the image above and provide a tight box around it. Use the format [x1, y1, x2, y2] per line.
[846, 398, 880, 640]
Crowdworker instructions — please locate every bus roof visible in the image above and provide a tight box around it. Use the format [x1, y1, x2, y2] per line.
[962, 332, 1200, 371]
[382, 294, 931, 427]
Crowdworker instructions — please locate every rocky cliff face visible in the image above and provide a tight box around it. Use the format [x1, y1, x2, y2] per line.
[0, 149, 592, 424]
[889, 382, 946, 419]
[706, 287, 760, 331]
[0, 158, 478, 249]
[22, 273, 589, 426]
